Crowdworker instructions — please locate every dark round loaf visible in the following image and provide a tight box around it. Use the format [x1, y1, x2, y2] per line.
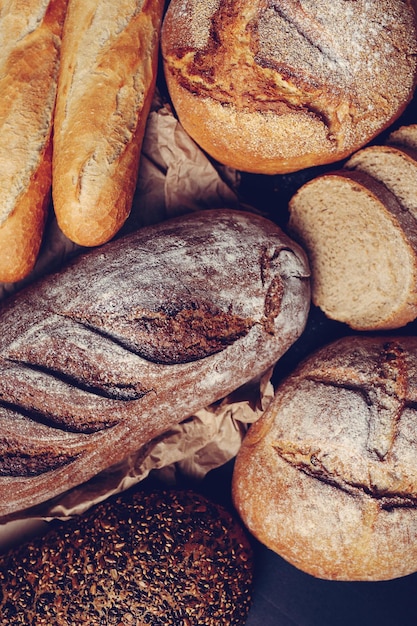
[0, 488, 253, 625]
[161, 0, 417, 174]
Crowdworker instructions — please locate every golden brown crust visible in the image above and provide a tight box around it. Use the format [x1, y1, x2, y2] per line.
[52, 0, 165, 247]
[161, 0, 417, 174]
[233, 335, 417, 581]
[0, 0, 67, 282]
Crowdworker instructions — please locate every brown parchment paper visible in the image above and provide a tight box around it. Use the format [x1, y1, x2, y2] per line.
[0, 94, 274, 544]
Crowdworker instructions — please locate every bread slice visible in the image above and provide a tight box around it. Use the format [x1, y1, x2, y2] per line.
[345, 144, 417, 221]
[387, 123, 417, 151]
[288, 169, 417, 330]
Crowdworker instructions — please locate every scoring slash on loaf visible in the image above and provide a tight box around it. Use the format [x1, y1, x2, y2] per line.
[0, 488, 254, 625]
[52, 0, 165, 247]
[232, 335, 417, 581]
[161, 0, 417, 175]
[0, 209, 310, 521]
[0, 0, 67, 283]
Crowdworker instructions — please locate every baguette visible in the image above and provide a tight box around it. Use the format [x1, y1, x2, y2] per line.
[0, 0, 67, 283]
[0, 209, 310, 521]
[52, 0, 165, 247]
[233, 335, 417, 581]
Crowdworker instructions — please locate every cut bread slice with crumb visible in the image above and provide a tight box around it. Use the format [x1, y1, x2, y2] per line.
[345, 144, 417, 220]
[288, 170, 417, 331]
[387, 123, 417, 152]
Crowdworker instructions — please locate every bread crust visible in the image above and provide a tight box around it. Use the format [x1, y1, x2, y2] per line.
[0, 0, 67, 282]
[0, 209, 310, 520]
[161, 0, 417, 174]
[233, 335, 417, 581]
[52, 0, 165, 246]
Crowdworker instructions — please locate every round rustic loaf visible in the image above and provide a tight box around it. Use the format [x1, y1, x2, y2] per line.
[232, 335, 417, 581]
[0, 488, 254, 624]
[161, 0, 417, 174]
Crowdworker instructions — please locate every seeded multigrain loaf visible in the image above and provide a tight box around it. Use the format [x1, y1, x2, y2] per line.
[232, 335, 417, 581]
[52, 0, 165, 247]
[0, 0, 67, 283]
[0, 488, 254, 625]
[288, 169, 417, 330]
[0, 209, 310, 521]
[161, 0, 417, 175]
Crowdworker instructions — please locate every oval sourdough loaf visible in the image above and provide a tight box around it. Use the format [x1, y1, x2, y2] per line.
[0, 0, 67, 282]
[0, 209, 310, 521]
[161, 0, 417, 174]
[0, 488, 254, 625]
[52, 0, 165, 247]
[287, 169, 417, 330]
[232, 335, 417, 581]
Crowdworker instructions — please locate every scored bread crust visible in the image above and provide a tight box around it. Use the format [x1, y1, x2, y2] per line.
[161, 0, 417, 175]
[288, 169, 417, 330]
[52, 0, 165, 247]
[232, 335, 417, 581]
[0, 0, 67, 282]
[0, 209, 310, 521]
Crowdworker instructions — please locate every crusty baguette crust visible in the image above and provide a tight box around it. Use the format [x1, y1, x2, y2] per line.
[232, 335, 417, 581]
[161, 0, 417, 174]
[52, 0, 165, 247]
[0, 0, 67, 282]
[0, 209, 310, 520]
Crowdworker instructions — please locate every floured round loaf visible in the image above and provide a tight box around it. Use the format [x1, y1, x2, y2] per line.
[0, 209, 310, 521]
[0, 488, 254, 625]
[288, 169, 417, 330]
[161, 0, 417, 174]
[232, 335, 417, 581]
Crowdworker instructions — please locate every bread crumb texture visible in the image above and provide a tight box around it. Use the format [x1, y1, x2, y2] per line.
[232, 336, 417, 581]
[0, 489, 253, 624]
[161, 0, 417, 173]
[288, 170, 417, 330]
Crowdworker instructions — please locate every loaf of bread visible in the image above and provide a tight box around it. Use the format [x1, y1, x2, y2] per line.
[52, 0, 165, 247]
[0, 209, 310, 521]
[232, 335, 417, 581]
[161, 0, 417, 175]
[0, 487, 254, 624]
[288, 169, 417, 330]
[0, 0, 67, 283]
